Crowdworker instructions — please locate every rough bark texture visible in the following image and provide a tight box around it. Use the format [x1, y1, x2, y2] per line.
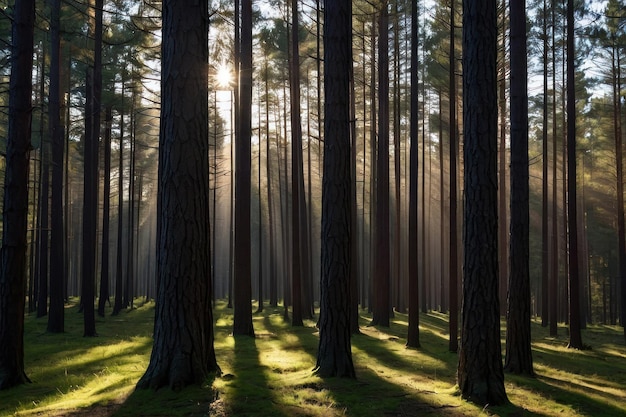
[505, 0, 534, 376]
[458, 0, 508, 406]
[315, 0, 356, 379]
[406, 0, 420, 349]
[448, 0, 459, 353]
[136, 0, 219, 390]
[0, 0, 35, 389]
[233, 0, 255, 337]
[48, 0, 65, 333]
[372, 1, 390, 328]
[566, 0, 584, 350]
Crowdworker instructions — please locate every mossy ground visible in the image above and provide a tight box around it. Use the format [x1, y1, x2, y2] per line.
[1, 300, 624, 416]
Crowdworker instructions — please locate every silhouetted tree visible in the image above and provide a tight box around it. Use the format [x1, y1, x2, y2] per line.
[0, 0, 35, 389]
[315, 0, 356, 378]
[457, 0, 508, 405]
[136, 0, 219, 389]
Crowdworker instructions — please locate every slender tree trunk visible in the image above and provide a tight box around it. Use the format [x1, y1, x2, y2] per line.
[98, 107, 113, 317]
[406, 0, 420, 349]
[549, 0, 559, 337]
[37, 44, 49, 319]
[0, 0, 35, 388]
[504, 0, 534, 376]
[82, 0, 103, 337]
[372, 0, 390, 327]
[112, 81, 125, 316]
[566, 0, 584, 350]
[290, 0, 304, 326]
[48, 0, 65, 332]
[498, 4, 508, 317]
[233, 0, 255, 336]
[448, 0, 459, 353]
[541, 0, 549, 327]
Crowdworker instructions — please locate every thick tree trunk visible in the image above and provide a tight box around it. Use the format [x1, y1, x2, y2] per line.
[458, 0, 508, 405]
[315, 0, 355, 378]
[136, 0, 219, 390]
[505, 0, 534, 376]
[0, 0, 35, 389]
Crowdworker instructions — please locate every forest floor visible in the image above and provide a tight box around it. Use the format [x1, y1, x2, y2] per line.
[1, 299, 625, 416]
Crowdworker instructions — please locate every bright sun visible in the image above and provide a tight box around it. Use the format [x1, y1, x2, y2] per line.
[215, 63, 232, 88]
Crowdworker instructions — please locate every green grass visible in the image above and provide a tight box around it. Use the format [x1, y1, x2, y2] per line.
[1, 300, 625, 416]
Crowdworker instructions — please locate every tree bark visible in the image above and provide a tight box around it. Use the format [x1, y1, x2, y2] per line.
[0, 0, 35, 389]
[406, 0, 420, 349]
[315, 0, 355, 379]
[136, 0, 219, 390]
[372, 1, 390, 327]
[566, 0, 584, 350]
[98, 107, 113, 317]
[505, 0, 534, 376]
[458, 0, 508, 406]
[233, 0, 255, 336]
[48, 0, 65, 333]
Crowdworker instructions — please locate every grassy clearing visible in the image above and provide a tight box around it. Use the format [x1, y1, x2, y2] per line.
[0, 300, 624, 416]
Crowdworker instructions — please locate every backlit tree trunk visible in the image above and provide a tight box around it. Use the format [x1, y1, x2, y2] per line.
[315, 0, 356, 379]
[0, 0, 35, 389]
[458, 0, 508, 405]
[136, 0, 219, 390]
[504, 0, 534, 376]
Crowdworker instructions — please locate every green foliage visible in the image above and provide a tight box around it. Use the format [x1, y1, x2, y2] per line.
[1, 300, 625, 416]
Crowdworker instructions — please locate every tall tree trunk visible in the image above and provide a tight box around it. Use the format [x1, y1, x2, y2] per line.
[290, 0, 304, 326]
[48, 0, 65, 333]
[233, 0, 255, 336]
[549, 0, 559, 337]
[458, 0, 508, 405]
[37, 44, 49, 319]
[315, 0, 356, 378]
[566, 0, 584, 350]
[541, 0, 550, 327]
[448, 0, 459, 353]
[136, 0, 219, 389]
[498, 3, 508, 316]
[505, 0, 534, 376]
[112, 80, 125, 316]
[0, 0, 35, 389]
[265, 63, 277, 308]
[98, 107, 113, 317]
[406, 0, 420, 349]
[372, 0, 390, 327]
[82, 0, 104, 337]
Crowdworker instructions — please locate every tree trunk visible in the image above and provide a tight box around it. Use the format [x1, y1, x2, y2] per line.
[458, 0, 508, 405]
[566, 0, 584, 350]
[407, 0, 420, 349]
[112, 80, 125, 316]
[541, 0, 549, 327]
[448, 0, 459, 353]
[82, 0, 103, 337]
[315, 0, 356, 378]
[290, 0, 304, 327]
[505, 0, 534, 376]
[372, 1, 390, 327]
[0, 0, 35, 389]
[549, 0, 559, 337]
[98, 107, 113, 317]
[233, 0, 255, 336]
[48, 0, 65, 333]
[136, 0, 219, 390]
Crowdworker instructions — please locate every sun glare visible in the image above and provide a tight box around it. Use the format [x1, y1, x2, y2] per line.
[216, 63, 233, 89]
